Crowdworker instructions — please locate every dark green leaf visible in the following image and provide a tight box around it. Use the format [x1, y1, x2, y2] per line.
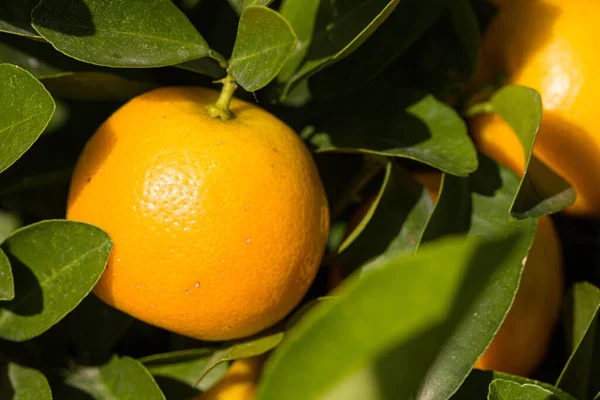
[448, 0, 480, 75]
[41, 72, 156, 101]
[417, 154, 536, 400]
[0, 33, 89, 78]
[256, 232, 526, 400]
[0, 64, 55, 175]
[313, 89, 477, 176]
[36, 294, 133, 365]
[32, 0, 210, 67]
[277, 0, 320, 82]
[337, 161, 435, 274]
[0, 0, 41, 38]
[0, 220, 112, 341]
[556, 283, 600, 400]
[230, 6, 297, 91]
[489, 85, 575, 218]
[489, 380, 559, 400]
[66, 356, 166, 400]
[141, 349, 228, 391]
[7, 363, 52, 400]
[309, 0, 448, 98]
[0, 249, 14, 301]
[281, 0, 401, 98]
[455, 370, 577, 400]
[195, 328, 283, 384]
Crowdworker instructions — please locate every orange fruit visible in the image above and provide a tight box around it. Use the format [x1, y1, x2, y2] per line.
[332, 171, 563, 377]
[66, 87, 329, 341]
[471, 0, 600, 216]
[194, 355, 266, 400]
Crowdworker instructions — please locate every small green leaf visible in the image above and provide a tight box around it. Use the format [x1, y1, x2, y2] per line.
[337, 161, 435, 273]
[195, 328, 283, 385]
[0, 249, 14, 301]
[0, 64, 55, 175]
[230, 6, 297, 91]
[41, 72, 157, 102]
[309, 0, 448, 98]
[0, 0, 41, 38]
[256, 233, 526, 400]
[66, 356, 166, 400]
[489, 85, 576, 218]
[141, 349, 228, 391]
[416, 154, 536, 400]
[281, 0, 401, 98]
[244, 0, 273, 7]
[32, 0, 210, 68]
[313, 89, 477, 176]
[0, 210, 21, 243]
[556, 283, 600, 400]
[228, 0, 245, 15]
[7, 363, 52, 400]
[0, 220, 112, 341]
[489, 380, 559, 400]
[455, 370, 577, 400]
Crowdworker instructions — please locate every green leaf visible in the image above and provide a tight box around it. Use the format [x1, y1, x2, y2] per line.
[563, 283, 600, 354]
[337, 161, 435, 273]
[256, 232, 526, 400]
[244, 0, 273, 7]
[312, 89, 477, 176]
[488, 85, 575, 218]
[141, 349, 228, 391]
[0, 249, 14, 301]
[488, 380, 559, 400]
[0, 220, 112, 341]
[309, 0, 448, 98]
[0, 64, 55, 175]
[448, 0, 480, 75]
[7, 363, 52, 400]
[41, 72, 156, 102]
[0, 210, 21, 243]
[0, 34, 88, 78]
[277, 0, 320, 82]
[230, 6, 297, 91]
[35, 294, 133, 365]
[455, 370, 577, 400]
[556, 283, 600, 400]
[416, 154, 536, 400]
[66, 356, 166, 400]
[281, 0, 401, 98]
[0, 0, 41, 38]
[32, 0, 210, 68]
[195, 328, 284, 384]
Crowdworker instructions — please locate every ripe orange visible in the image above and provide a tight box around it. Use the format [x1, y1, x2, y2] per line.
[194, 355, 266, 400]
[66, 87, 329, 341]
[332, 171, 563, 377]
[471, 0, 600, 216]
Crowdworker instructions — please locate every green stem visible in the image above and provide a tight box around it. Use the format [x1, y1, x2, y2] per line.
[208, 49, 228, 70]
[206, 71, 238, 121]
